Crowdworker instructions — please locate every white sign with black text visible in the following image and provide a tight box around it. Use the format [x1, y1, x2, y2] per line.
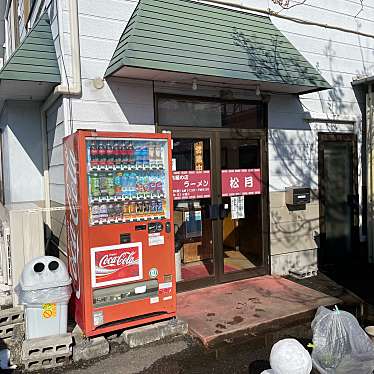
[231, 196, 245, 219]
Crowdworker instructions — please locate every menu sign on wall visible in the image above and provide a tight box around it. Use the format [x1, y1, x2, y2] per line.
[221, 169, 261, 197]
[172, 170, 211, 200]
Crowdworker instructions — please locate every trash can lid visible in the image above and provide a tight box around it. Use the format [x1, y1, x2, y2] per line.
[19, 256, 71, 291]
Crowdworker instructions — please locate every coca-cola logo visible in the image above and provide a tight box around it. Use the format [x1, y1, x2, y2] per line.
[64, 140, 80, 299]
[98, 251, 139, 269]
[91, 243, 143, 287]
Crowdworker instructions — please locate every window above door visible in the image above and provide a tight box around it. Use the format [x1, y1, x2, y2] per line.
[157, 95, 265, 129]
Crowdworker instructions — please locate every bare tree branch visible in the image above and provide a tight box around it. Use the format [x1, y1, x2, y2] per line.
[271, 0, 307, 11]
[355, 0, 364, 18]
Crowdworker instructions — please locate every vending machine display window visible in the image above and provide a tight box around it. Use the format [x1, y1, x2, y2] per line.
[86, 138, 170, 226]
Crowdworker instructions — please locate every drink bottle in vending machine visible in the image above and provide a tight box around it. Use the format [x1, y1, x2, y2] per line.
[63, 130, 176, 336]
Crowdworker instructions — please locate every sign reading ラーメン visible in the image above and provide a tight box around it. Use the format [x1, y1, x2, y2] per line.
[172, 170, 211, 200]
[91, 243, 143, 288]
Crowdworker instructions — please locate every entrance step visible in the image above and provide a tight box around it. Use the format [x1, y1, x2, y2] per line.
[177, 275, 340, 348]
[121, 318, 188, 348]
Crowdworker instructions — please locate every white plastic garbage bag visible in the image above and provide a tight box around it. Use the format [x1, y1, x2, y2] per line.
[311, 306, 374, 374]
[0, 349, 16, 370]
[16, 284, 72, 305]
[269, 338, 312, 374]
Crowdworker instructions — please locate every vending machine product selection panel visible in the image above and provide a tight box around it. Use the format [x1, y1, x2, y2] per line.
[86, 137, 170, 225]
[64, 131, 176, 337]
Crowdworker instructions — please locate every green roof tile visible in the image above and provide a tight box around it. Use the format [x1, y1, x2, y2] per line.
[106, 0, 330, 92]
[0, 12, 61, 83]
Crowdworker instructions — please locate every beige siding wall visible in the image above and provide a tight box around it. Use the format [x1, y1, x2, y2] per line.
[270, 191, 320, 256]
[46, 97, 66, 252]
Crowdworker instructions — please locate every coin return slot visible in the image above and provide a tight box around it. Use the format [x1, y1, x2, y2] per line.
[135, 285, 146, 294]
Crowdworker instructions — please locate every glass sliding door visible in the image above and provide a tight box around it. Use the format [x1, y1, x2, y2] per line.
[220, 139, 264, 275]
[171, 137, 215, 286]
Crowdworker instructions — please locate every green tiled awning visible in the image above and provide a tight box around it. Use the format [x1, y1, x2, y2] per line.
[106, 0, 330, 94]
[0, 12, 60, 83]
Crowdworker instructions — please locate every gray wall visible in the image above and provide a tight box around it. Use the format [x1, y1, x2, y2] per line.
[0, 100, 43, 204]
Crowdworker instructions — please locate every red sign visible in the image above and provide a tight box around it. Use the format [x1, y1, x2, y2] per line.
[221, 169, 261, 197]
[172, 170, 211, 200]
[91, 243, 143, 288]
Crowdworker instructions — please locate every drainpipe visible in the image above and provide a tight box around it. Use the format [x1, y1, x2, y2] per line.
[41, 0, 82, 229]
[369, 83, 374, 262]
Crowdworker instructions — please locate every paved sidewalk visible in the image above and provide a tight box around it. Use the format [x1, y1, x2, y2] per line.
[59, 338, 190, 374]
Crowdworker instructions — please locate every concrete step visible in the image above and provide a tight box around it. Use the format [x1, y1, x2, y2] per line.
[121, 318, 188, 348]
[73, 336, 109, 362]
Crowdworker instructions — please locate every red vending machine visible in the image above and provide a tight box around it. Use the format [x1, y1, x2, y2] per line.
[63, 130, 176, 337]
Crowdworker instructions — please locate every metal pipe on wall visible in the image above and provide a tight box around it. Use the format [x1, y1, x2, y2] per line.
[41, 0, 82, 230]
[368, 83, 374, 262]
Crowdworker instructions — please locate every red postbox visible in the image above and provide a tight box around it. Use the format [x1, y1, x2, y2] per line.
[63, 130, 176, 336]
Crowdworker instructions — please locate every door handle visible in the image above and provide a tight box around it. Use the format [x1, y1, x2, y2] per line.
[207, 204, 229, 220]
[347, 194, 359, 210]
[219, 204, 229, 220]
[208, 204, 220, 220]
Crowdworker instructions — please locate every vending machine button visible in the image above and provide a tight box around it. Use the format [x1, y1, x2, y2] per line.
[120, 233, 131, 243]
[165, 222, 171, 233]
[135, 224, 146, 231]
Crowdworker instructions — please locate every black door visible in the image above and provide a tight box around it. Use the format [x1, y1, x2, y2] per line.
[318, 133, 359, 267]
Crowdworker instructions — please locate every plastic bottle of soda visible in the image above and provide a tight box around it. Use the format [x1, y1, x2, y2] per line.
[134, 143, 141, 167]
[121, 172, 128, 198]
[114, 203, 122, 221]
[99, 173, 108, 197]
[98, 141, 106, 168]
[106, 172, 115, 197]
[91, 205, 101, 223]
[157, 200, 163, 214]
[130, 172, 136, 198]
[143, 175, 150, 198]
[128, 142, 135, 166]
[107, 204, 116, 221]
[122, 201, 128, 220]
[143, 145, 149, 168]
[90, 173, 100, 198]
[90, 141, 99, 168]
[155, 142, 162, 168]
[113, 141, 121, 168]
[106, 141, 114, 168]
[99, 204, 108, 222]
[148, 143, 155, 168]
[119, 141, 126, 167]
[122, 141, 128, 166]
[114, 172, 123, 197]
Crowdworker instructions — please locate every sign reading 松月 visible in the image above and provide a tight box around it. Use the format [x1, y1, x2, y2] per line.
[221, 169, 261, 197]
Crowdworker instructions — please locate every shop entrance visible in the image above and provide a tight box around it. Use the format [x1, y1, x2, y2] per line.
[159, 127, 269, 291]
[156, 95, 269, 291]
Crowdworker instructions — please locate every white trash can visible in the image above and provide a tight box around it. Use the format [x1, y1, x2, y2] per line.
[16, 256, 72, 339]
